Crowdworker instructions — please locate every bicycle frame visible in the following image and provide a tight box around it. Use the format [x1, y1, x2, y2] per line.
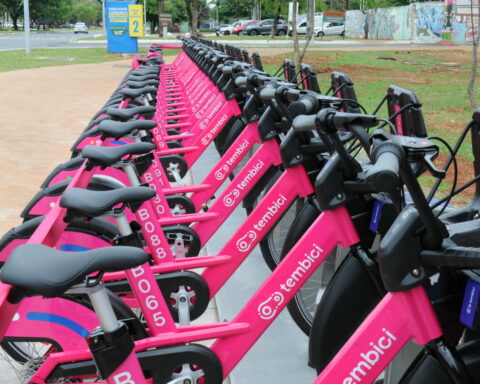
[27, 206, 359, 382]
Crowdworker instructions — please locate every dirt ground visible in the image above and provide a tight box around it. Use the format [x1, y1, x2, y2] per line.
[0, 59, 160, 235]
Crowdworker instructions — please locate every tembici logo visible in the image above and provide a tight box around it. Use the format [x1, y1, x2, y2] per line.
[342, 328, 397, 383]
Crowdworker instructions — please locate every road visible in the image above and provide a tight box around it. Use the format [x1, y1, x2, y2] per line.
[0, 31, 446, 51]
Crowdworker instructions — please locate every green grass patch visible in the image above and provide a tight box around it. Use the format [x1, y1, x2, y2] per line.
[0, 47, 180, 73]
[263, 49, 479, 202]
[204, 34, 345, 41]
[263, 49, 478, 161]
[77, 35, 177, 41]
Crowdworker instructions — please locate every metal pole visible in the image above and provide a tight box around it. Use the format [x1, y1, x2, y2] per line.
[23, 0, 30, 54]
[102, 0, 106, 37]
[143, 0, 146, 35]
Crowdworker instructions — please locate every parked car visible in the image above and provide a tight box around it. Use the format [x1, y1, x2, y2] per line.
[289, 15, 323, 36]
[73, 22, 88, 34]
[315, 21, 345, 37]
[232, 20, 258, 35]
[215, 24, 231, 36]
[244, 19, 289, 36]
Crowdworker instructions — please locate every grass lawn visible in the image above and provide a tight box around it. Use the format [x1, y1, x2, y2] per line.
[262, 49, 480, 205]
[78, 35, 177, 41]
[0, 47, 180, 73]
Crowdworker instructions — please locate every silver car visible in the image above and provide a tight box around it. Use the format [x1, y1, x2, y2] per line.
[74, 22, 88, 34]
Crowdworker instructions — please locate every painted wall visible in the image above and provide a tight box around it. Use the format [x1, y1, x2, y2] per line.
[452, 0, 479, 43]
[345, 2, 443, 42]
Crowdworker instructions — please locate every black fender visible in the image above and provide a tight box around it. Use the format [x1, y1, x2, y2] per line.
[40, 157, 84, 188]
[214, 116, 245, 156]
[308, 252, 385, 372]
[0, 215, 118, 257]
[243, 166, 282, 214]
[398, 337, 480, 384]
[70, 128, 102, 157]
[22, 175, 127, 221]
[223, 117, 248, 158]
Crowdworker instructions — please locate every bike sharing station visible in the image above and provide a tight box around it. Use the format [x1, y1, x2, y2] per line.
[105, 1, 144, 53]
[3, 30, 480, 384]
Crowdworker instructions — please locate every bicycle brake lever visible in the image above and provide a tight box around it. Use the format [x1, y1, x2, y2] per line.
[423, 152, 446, 179]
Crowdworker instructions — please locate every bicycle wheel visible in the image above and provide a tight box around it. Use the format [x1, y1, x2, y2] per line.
[1, 290, 146, 381]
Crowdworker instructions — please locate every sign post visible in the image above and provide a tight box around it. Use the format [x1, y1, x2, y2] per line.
[105, 1, 138, 53]
[128, 4, 144, 37]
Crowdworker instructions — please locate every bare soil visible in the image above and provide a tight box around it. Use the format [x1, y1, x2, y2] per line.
[0, 58, 176, 235]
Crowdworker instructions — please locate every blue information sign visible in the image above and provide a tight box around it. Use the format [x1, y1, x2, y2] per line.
[106, 1, 138, 53]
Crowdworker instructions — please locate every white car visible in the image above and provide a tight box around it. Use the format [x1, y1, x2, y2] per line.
[218, 25, 234, 35]
[315, 22, 344, 37]
[73, 22, 88, 34]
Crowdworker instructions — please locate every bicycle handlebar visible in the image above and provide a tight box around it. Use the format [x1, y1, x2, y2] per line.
[367, 141, 404, 193]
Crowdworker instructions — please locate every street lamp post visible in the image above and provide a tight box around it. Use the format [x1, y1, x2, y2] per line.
[24, 0, 31, 54]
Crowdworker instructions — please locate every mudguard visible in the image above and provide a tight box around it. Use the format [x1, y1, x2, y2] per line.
[214, 116, 246, 156]
[243, 166, 282, 214]
[308, 253, 384, 372]
[398, 337, 480, 384]
[22, 175, 127, 220]
[41, 157, 84, 188]
[0, 215, 117, 263]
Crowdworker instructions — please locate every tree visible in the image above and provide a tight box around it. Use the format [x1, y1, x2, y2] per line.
[467, 8, 480, 109]
[259, 0, 287, 38]
[292, 0, 315, 70]
[0, 0, 22, 30]
[217, 0, 251, 21]
[70, 0, 101, 26]
[191, 0, 198, 34]
[31, 0, 72, 29]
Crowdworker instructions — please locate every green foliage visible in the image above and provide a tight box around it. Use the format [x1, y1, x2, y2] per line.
[70, 0, 102, 25]
[31, 0, 73, 25]
[0, 0, 23, 29]
[260, 0, 287, 19]
[217, 0, 252, 21]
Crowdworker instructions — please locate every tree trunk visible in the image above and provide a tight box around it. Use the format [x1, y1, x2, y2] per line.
[12, 16, 18, 30]
[191, 0, 199, 34]
[299, 0, 315, 65]
[157, 0, 164, 37]
[468, 32, 480, 110]
[292, 0, 300, 69]
[270, 6, 281, 39]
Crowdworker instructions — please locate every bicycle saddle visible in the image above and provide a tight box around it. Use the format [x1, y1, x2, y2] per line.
[60, 186, 156, 218]
[107, 106, 156, 121]
[131, 69, 159, 77]
[82, 142, 155, 168]
[126, 79, 159, 89]
[118, 87, 157, 100]
[127, 73, 158, 82]
[0, 244, 148, 297]
[85, 115, 110, 130]
[97, 120, 156, 139]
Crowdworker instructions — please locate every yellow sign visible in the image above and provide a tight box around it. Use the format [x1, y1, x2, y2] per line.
[128, 4, 144, 37]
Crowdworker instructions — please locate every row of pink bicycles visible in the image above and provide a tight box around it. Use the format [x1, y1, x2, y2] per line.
[1, 36, 480, 383]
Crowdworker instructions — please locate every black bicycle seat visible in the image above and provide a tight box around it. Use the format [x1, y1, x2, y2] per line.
[126, 79, 159, 89]
[82, 142, 155, 168]
[97, 119, 156, 139]
[131, 65, 160, 75]
[0, 244, 148, 297]
[127, 73, 158, 82]
[118, 87, 157, 100]
[60, 186, 156, 218]
[107, 106, 156, 122]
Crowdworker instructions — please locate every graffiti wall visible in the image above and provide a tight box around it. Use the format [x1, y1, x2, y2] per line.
[452, 0, 479, 43]
[345, 2, 443, 42]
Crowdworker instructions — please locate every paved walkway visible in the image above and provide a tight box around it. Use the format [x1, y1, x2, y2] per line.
[0, 59, 136, 234]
